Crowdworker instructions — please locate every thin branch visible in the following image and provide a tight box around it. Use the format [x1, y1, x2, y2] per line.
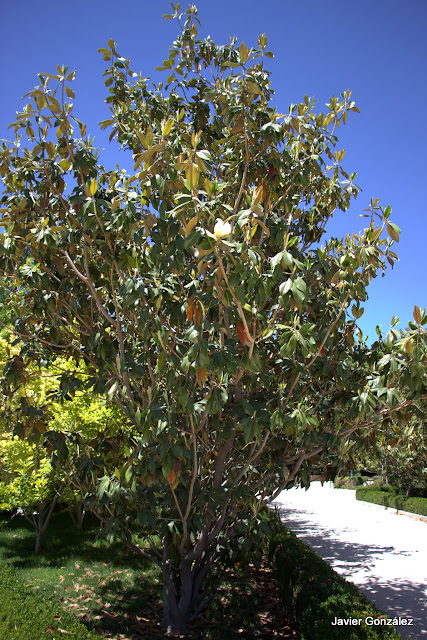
[267, 446, 324, 503]
[171, 483, 184, 523]
[232, 117, 250, 218]
[232, 431, 271, 485]
[179, 415, 198, 554]
[83, 244, 116, 326]
[110, 263, 133, 403]
[216, 250, 254, 348]
[305, 294, 350, 370]
[126, 541, 163, 571]
[63, 250, 88, 283]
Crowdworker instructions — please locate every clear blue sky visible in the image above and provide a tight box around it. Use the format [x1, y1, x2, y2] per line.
[1, 0, 426, 342]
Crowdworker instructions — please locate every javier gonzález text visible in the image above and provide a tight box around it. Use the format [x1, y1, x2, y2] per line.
[332, 616, 414, 627]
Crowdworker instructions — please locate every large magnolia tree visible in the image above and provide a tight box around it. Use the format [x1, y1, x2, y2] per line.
[1, 4, 426, 634]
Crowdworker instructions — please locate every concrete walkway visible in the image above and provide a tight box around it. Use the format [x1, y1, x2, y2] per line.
[272, 483, 427, 639]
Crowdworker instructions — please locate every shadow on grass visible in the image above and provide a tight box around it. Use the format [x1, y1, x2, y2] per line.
[0, 512, 297, 639]
[82, 563, 296, 640]
[0, 510, 152, 572]
[88, 577, 164, 639]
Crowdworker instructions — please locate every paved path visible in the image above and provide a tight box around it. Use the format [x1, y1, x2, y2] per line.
[272, 483, 427, 639]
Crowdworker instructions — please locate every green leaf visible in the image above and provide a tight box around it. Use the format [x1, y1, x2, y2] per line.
[239, 42, 250, 64]
[246, 81, 261, 95]
[184, 229, 203, 249]
[271, 251, 284, 269]
[386, 222, 401, 242]
[107, 380, 118, 402]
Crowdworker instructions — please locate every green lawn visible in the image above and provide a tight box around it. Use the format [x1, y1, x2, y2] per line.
[0, 511, 296, 639]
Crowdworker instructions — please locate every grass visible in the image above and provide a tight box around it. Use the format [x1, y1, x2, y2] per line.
[0, 510, 162, 638]
[0, 510, 297, 639]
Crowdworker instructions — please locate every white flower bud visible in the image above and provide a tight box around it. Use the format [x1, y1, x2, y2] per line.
[213, 219, 232, 239]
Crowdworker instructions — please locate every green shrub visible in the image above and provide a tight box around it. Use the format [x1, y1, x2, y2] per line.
[334, 475, 363, 490]
[403, 497, 427, 517]
[0, 564, 98, 640]
[356, 490, 401, 509]
[356, 488, 427, 517]
[268, 525, 402, 639]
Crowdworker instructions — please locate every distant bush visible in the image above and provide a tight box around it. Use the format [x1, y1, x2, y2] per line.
[403, 498, 427, 517]
[268, 524, 402, 639]
[356, 488, 427, 517]
[334, 476, 362, 489]
[0, 564, 98, 640]
[334, 473, 387, 491]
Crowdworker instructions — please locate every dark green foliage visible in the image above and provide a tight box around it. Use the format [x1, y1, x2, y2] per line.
[407, 487, 427, 499]
[0, 563, 98, 640]
[268, 524, 402, 640]
[403, 497, 427, 516]
[356, 485, 396, 500]
[356, 488, 427, 517]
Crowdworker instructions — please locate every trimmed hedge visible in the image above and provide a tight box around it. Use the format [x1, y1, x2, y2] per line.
[356, 487, 427, 517]
[403, 497, 427, 517]
[0, 564, 98, 640]
[268, 525, 403, 639]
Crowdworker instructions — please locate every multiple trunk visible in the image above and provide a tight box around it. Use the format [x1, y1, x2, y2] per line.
[162, 554, 212, 635]
[69, 498, 86, 530]
[30, 495, 59, 554]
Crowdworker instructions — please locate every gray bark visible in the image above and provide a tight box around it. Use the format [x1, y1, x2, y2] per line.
[161, 534, 213, 635]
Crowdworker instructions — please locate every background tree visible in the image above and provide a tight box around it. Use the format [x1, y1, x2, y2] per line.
[0, 330, 130, 539]
[0, 332, 63, 553]
[48, 378, 132, 529]
[361, 419, 427, 496]
[0, 433, 62, 553]
[344, 315, 427, 496]
[1, 4, 426, 634]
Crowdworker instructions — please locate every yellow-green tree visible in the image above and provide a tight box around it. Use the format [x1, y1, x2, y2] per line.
[0, 331, 129, 546]
[0, 434, 61, 553]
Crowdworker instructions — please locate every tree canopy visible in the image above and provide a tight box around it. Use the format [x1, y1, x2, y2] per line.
[1, 4, 426, 634]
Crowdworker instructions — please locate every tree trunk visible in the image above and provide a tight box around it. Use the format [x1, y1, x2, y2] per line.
[162, 565, 208, 635]
[33, 495, 58, 554]
[161, 537, 212, 635]
[163, 580, 191, 636]
[69, 499, 85, 530]
[34, 527, 43, 555]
